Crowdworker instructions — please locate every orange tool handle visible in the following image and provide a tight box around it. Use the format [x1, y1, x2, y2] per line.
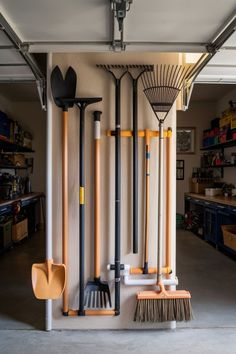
[62, 110, 69, 313]
[144, 129, 151, 266]
[166, 128, 172, 274]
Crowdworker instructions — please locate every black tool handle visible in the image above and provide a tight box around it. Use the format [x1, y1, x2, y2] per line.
[115, 79, 121, 315]
[78, 105, 85, 316]
[133, 79, 138, 254]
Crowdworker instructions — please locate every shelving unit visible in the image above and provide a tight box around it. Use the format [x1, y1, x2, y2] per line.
[200, 139, 236, 151]
[200, 139, 236, 177]
[0, 137, 34, 153]
[0, 165, 28, 170]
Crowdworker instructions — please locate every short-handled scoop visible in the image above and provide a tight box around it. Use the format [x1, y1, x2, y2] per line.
[84, 111, 112, 309]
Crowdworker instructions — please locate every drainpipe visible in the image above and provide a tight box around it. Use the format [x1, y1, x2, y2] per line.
[45, 52, 53, 331]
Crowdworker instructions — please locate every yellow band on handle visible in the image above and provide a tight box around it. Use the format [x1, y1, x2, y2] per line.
[80, 187, 85, 205]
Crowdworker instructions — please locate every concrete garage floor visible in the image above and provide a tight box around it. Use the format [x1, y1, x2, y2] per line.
[1, 230, 236, 353]
[0, 230, 45, 330]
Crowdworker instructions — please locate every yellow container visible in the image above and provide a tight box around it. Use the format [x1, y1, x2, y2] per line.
[219, 116, 231, 128]
[231, 115, 236, 130]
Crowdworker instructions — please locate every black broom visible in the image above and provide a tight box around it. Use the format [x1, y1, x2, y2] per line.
[134, 64, 193, 322]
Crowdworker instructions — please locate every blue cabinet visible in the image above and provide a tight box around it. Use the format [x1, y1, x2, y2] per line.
[217, 206, 232, 246]
[185, 195, 236, 257]
[204, 205, 217, 244]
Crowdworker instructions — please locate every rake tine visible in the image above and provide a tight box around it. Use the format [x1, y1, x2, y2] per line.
[172, 65, 181, 88]
[170, 65, 177, 87]
[151, 69, 156, 88]
[141, 74, 146, 91]
[161, 64, 164, 86]
[177, 67, 186, 89]
[89, 291, 95, 307]
[100, 291, 103, 308]
[166, 65, 173, 87]
[103, 292, 107, 308]
[168, 65, 174, 86]
[175, 66, 182, 88]
[84, 292, 88, 307]
[86, 291, 89, 308]
[162, 64, 166, 86]
[157, 65, 161, 86]
[107, 291, 112, 308]
[176, 66, 184, 88]
[97, 291, 101, 308]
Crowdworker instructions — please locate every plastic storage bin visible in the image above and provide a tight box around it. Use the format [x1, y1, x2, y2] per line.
[222, 225, 236, 251]
[205, 188, 222, 196]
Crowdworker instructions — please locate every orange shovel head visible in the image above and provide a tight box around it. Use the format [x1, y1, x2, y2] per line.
[32, 262, 66, 300]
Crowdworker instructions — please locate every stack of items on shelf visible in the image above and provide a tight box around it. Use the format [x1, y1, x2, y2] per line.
[201, 151, 226, 167]
[202, 101, 236, 148]
[0, 110, 33, 148]
[189, 167, 214, 194]
[0, 173, 26, 200]
[190, 209, 204, 236]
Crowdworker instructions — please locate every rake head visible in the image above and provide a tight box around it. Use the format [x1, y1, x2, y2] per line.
[141, 64, 192, 121]
[84, 278, 112, 309]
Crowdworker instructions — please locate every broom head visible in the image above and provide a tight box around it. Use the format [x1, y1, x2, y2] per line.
[134, 284, 193, 322]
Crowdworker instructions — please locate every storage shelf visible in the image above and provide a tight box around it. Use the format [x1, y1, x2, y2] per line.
[0, 165, 28, 170]
[200, 139, 236, 151]
[203, 164, 236, 169]
[0, 137, 34, 153]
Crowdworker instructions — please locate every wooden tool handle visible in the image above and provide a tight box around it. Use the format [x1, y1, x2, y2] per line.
[62, 110, 69, 313]
[144, 129, 150, 265]
[165, 128, 172, 273]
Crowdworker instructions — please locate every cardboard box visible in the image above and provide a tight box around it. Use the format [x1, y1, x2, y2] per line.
[12, 219, 28, 243]
[189, 179, 211, 194]
[222, 225, 236, 251]
[9, 154, 25, 166]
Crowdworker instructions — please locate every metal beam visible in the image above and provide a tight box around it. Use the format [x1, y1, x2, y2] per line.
[0, 13, 46, 110]
[0, 63, 28, 67]
[25, 40, 208, 53]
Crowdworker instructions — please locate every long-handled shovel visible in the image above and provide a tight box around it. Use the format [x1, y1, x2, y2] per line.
[32, 66, 76, 305]
[84, 111, 112, 309]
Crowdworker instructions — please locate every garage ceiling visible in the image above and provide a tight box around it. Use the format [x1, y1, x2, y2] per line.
[0, 0, 235, 101]
[0, 0, 235, 49]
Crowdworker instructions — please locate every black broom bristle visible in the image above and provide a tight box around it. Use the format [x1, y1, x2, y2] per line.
[134, 298, 193, 322]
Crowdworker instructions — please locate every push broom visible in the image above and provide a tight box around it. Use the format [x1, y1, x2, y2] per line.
[134, 64, 193, 322]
